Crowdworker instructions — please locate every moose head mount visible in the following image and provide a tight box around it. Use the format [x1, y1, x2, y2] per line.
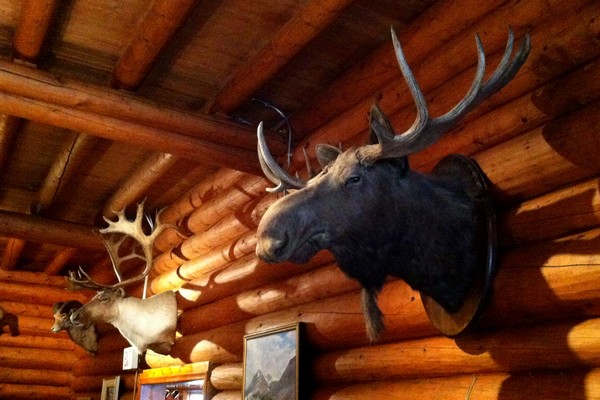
[256, 28, 530, 340]
[67, 202, 177, 355]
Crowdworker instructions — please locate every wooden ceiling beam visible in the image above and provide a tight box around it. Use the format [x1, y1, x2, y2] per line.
[12, 0, 58, 62]
[209, 0, 356, 115]
[33, 133, 96, 214]
[102, 152, 178, 218]
[0, 238, 26, 271]
[0, 63, 266, 174]
[111, 0, 198, 90]
[0, 60, 284, 154]
[44, 247, 78, 276]
[0, 210, 103, 251]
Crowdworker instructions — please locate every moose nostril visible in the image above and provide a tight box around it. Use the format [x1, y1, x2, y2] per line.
[272, 234, 289, 257]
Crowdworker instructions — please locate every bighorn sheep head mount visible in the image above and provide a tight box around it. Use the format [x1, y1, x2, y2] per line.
[256, 28, 530, 340]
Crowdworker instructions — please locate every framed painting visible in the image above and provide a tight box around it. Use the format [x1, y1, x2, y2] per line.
[243, 323, 302, 400]
[100, 376, 120, 400]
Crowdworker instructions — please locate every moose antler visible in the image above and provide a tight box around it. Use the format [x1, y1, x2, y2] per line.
[67, 201, 170, 290]
[359, 27, 530, 163]
[257, 27, 531, 186]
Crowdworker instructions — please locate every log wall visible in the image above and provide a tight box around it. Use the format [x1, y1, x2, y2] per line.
[3, 1, 599, 399]
[142, 2, 600, 399]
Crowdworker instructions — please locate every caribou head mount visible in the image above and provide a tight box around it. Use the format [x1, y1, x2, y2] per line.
[256, 28, 530, 340]
[68, 202, 178, 355]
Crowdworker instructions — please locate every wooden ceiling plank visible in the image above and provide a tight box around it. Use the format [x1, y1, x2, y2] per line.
[44, 247, 78, 276]
[0, 209, 103, 251]
[0, 90, 262, 174]
[34, 133, 96, 214]
[102, 152, 178, 218]
[0, 60, 284, 153]
[111, 0, 198, 90]
[0, 238, 26, 271]
[12, 0, 58, 62]
[209, 0, 356, 115]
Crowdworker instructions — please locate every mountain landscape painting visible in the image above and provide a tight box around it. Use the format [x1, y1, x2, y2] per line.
[243, 324, 299, 400]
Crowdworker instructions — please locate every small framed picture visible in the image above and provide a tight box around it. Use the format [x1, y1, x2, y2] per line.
[100, 375, 121, 400]
[243, 323, 302, 400]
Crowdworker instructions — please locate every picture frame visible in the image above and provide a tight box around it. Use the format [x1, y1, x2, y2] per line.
[100, 375, 121, 400]
[243, 323, 302, 400]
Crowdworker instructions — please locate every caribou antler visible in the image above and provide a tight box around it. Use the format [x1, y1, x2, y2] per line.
[67, 201, 170, 290]
[359, 27, 530, 163]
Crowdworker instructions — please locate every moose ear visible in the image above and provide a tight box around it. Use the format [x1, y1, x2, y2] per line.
[315, 144, 342, 168]
[116, 287, 126, 297]
[369, 103, 395, 144]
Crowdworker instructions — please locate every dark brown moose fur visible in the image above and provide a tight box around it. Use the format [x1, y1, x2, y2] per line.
[52, 300, 98, 354]
[257, 108, 479, 341]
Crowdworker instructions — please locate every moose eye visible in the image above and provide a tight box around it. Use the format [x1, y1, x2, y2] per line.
[344, 176, 361, 187]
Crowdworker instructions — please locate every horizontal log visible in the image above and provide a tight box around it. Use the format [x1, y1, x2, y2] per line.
[499, 176, 600, 247]
[0, 333, 74, 351]
[0, 90, 262, 174]
[172, 223, 600, 359]
[0, 209, 103, 250]
[151, 230, 257, 293]
[477, 101, 600, 203]
[0, 281, 88, 305]
[292, 0, 593, 170]
[170, 321, 245, 364]
[210, 363, 242, 391]
[155, 169, 247, 251]
[0, 383, 72, 400]
[71, 350, 124, 377]
[312, 368, 600, 400]
[0, 367, 70, 387]
[252, 260, 600, 351]
[0, 347, 75, 371]
[212, 391, 242, 400]
[0, 300, 53, 318]
[312, 318, 600, 384]
[0, 59, 284, 153]
[410, 53, 600, 172]
[176, 250, 333, 310]
[179, 263, 359, 335]
[144, 350, 185, 369]
[155, 193, 271, 278]
[153, 175, 269, 273]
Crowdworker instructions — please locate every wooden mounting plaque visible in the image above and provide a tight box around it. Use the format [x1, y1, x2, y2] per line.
[421, 154, 497, 337]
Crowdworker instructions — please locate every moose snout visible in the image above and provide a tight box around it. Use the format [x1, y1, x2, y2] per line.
[256, 234, 289, 263]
